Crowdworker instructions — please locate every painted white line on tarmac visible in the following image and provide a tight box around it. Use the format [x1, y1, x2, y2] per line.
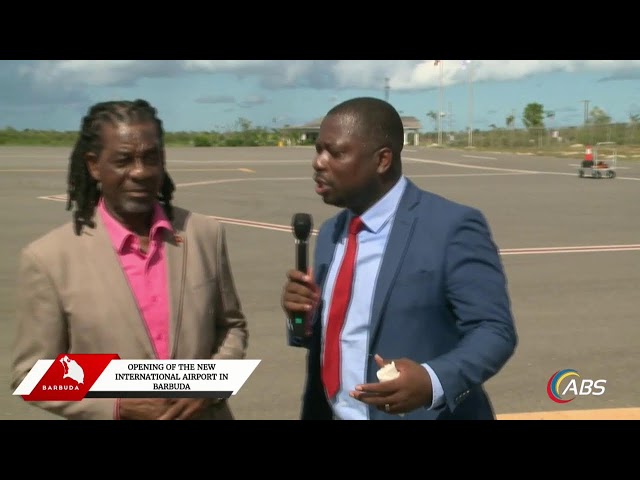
[34, 171, 639, 256]
[0, 154, 67, 158]
[168, 159, 310, 164]
[462, 155, 498, 160]
[208, 216, 640, 255]
[405, 156, 640, 180]
[0, 169, 67, 172]
[569, 163, 629, 169]
[2, 168, 255, 173]
[38, 172, 527, 198]
[34, 193, 640, 256]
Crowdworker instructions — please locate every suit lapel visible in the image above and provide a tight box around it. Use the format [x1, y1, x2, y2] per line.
[86, 214, 156, 358]
[165, 209, 188, 359]
[368, 182, 420, 349]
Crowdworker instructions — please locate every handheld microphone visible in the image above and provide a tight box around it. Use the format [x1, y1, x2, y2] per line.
[291, 213, 313, 337]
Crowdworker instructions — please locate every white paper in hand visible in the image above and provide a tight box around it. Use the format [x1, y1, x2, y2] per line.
[376, 361, 400, 382]
[376, 361, 404, 417]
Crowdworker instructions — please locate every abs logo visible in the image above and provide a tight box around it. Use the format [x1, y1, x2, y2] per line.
[547, 369, 606, 403]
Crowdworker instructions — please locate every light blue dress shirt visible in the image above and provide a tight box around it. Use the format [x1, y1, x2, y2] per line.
[320, 175, 445, 420]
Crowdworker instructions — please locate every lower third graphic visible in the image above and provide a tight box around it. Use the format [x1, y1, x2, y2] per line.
[13, 354, 261, 402]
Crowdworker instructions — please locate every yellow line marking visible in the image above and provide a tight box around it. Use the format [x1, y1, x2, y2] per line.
[0, 169, 66, 172]
[0, 167, 255, 173]
[497, 407, 640, 420]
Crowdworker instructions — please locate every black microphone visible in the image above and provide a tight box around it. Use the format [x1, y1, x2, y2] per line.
[291, 213, 313, 337]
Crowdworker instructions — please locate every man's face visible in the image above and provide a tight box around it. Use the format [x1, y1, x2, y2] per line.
[312, 113, 382, 213]
[86, 121, 164, 218]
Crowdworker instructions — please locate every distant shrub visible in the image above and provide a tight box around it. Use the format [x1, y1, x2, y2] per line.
[193, 136, 212, 147]
[223, 137, 244, 147]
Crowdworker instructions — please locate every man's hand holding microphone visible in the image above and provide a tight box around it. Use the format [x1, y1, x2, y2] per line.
[281, 213, 319, 337]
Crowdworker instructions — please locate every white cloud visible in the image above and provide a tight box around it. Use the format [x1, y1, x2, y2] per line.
[10, 60, 640, 90]
[3, 60, 640, 107]
[17, 60, 181, 87]
[383, 60, 640, 89]
[195, 94, 236, 104]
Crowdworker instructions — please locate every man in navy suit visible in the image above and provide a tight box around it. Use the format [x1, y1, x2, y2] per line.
[281, 97, 517, 420]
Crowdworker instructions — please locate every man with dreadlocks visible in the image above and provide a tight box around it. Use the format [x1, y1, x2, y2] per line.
[11, 99, 249, 420]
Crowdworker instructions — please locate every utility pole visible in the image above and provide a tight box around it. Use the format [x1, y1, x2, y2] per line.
[467, 63, 474, 147]
[384, 77, 390, 102]
[581, 99, 590, 126]
[437, 61, 444, 146]
[448, 101, 453, 138]
[459, 60, 474, 147]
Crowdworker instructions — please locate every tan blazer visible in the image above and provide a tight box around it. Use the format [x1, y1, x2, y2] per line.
[11, 206, 248, 420]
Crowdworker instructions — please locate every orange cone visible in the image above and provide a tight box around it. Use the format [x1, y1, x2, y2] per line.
[584, 145, 593, 162]
[582, 145, 594, 168]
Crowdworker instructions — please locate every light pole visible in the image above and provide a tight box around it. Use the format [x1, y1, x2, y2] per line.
[582, 99, 590, 126]
[437, 61, 444, 146]
[581, 99, 590, 143]
[468, 64, 474, 147]
[460, 60, 474, 147]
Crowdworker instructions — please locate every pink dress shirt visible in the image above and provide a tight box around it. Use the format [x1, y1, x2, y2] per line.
[97, 199, 173, 419]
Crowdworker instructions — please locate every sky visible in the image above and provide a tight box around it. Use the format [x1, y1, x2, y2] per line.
[1, 60, 640, 133]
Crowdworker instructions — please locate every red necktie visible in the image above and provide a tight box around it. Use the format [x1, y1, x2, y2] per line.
[322, 215, 364, 399]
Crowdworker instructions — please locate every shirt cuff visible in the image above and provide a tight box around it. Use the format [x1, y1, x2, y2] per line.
[422, 363, 445, 410]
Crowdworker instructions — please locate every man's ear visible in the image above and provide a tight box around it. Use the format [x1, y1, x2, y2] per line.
[376, 147, 393, 175]
[85, 152, 100, 182]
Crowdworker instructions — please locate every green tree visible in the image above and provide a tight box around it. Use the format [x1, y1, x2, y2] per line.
[589, 106, 611, 125]
[506, 114, 515, 129]
[522, 103, 545, 129]
[426, 111, 438, 131]
[236, 117, 252, 131]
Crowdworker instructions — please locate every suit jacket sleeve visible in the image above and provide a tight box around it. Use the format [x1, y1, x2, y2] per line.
[428, 208, 518, 412]
[10, 247, 117, 420]
[210, 223, 248, 360]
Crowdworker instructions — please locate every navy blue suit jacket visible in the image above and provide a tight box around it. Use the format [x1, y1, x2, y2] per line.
[288, 179, 518, 420]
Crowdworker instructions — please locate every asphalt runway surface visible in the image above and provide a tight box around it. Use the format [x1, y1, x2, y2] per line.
[1, 145, 638, 420]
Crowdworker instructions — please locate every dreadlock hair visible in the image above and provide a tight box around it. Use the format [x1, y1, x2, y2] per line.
[66, 99, 176, 235]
